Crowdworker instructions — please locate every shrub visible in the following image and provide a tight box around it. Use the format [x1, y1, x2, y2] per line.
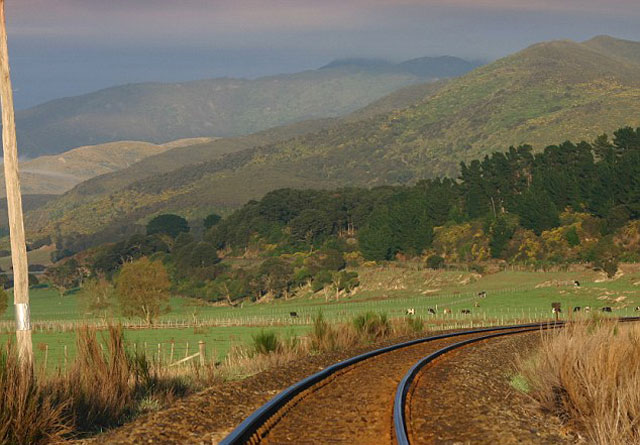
[352, 312, 390, 340]
[252, 330, 281, 355]
[311, 270, 332, 292]
[426, 255, 445, 269]
[564, 226, 580, 247]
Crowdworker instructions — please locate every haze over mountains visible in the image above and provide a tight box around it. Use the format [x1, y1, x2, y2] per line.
[13, 56, 479, 158]
[9, 36, 640, 252]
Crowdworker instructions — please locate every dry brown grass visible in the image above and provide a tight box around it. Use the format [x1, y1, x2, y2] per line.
[519, 320, 640, 444]
[0, 312, 414, 442]
[0, 344, 71, 445]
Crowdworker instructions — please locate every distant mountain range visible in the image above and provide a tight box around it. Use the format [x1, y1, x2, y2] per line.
[16, 35, 640, 250]
[12, 55, 478, 158]
[320, 55, 481, 78]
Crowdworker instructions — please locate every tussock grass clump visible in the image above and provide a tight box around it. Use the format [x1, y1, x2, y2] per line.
[252, 330, 282, 355]
[353, 312, 390, 340]
[309, 312, 359, 352]
[403, 316, 425, 334]
[0, 345, 71, 445]
[519, 320, 640, 444]
[61, 326, 135, 430]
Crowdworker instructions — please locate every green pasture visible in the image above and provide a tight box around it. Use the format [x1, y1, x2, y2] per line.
[2, 267, 640, 325]
[1, 265, 639, 372]
[3, 325, 309, 373]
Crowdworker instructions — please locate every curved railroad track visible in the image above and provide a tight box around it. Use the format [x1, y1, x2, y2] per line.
[222, 317, 640, 445]
[220, 322, 564, 445]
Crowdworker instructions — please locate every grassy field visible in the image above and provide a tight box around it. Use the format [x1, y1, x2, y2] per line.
[2, 263, 639, 371]
[15, 325, 309, 373]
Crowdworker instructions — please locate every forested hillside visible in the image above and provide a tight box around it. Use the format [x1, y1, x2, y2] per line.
[21, 36, 640, 250]
[70, 126, 640, 304]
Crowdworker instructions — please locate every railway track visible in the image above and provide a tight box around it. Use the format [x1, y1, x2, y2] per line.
[220, 322, 563, 445]
[221, 318, 640, 445]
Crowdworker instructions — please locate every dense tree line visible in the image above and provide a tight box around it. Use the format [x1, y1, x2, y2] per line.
[204, 127, 640, 262]
[58, 127, 640, 306]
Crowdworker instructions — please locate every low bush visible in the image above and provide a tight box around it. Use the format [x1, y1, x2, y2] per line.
[426, 255, 445, 270]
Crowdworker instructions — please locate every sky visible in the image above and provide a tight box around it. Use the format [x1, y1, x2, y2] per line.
[6, 0, 640, 109]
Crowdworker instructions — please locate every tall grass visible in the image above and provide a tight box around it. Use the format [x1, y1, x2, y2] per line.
[0, 344, 70, 445]
[252, 330, 282, 355]
[0, 325, 218, 444]
[60, 326, 135, 430]
[518, 320, 640, 444]
[0, 312, 418, 442]
[352, 312, 390, 340]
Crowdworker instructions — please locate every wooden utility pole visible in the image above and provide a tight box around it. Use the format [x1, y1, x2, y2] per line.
[0, 0, 33, 371]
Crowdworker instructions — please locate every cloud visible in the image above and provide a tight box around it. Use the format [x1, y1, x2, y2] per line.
[9, 0, 639, 39]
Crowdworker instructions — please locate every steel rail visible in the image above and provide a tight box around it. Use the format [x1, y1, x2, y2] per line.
[220, 321, 563, 445]
[393, 325, 556, 445]
[393, 316, 640, 445]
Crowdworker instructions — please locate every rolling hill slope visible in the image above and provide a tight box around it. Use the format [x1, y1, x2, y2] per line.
[13, 56, 477, 158]
[0, 138, 212, 195]
[22, 36, 640, 247]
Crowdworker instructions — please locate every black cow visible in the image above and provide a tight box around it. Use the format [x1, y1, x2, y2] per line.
[289, 312, 299, 318]
[601, 307, 612, 313]
[461, 309, 471, 314]
[573, 307, 581, 312]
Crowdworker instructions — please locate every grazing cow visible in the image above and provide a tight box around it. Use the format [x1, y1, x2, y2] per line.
[428, 308, 437, 315]
[478, 291, 487, 298]
[289, 312, 299, 318]
[573, 306, 581, 312]
[574, 280, 580, 287]
[584, 306, 591, 312]
[552, 307, 562, 314]
[443, 308, 452, 315]
[461, 309, 471, 314]
[406, 308, 416, 316]
[601, 307, 612, 313]
[474, 301, 480, 308]
[635, 306, 640, 312]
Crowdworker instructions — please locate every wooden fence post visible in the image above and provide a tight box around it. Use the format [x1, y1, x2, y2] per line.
[43, 344, 48, 372]
[198, 340, 205, 366]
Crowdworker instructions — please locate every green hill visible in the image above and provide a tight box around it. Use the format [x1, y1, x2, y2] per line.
[22, 36, 640, 248]
[13, 56, 477, 158]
